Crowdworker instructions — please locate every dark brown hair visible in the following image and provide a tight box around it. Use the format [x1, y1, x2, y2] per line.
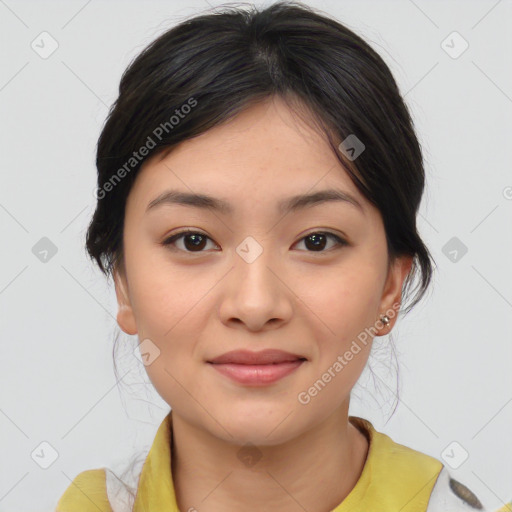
[85, 0, 435, 318]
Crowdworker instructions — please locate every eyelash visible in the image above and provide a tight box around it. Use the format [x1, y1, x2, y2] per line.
[161, 229, 348, 254]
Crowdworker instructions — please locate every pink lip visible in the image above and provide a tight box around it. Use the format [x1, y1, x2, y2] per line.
[207, 348, 306, 365]
[208, 360, 305, 386]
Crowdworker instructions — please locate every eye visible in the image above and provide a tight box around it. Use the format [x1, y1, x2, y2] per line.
[293, 232, 348, 253]
[162, 230, 218, 253]
[162, 230, 348, 254]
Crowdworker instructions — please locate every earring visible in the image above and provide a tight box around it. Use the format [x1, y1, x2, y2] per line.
[380, 314, 390, 328]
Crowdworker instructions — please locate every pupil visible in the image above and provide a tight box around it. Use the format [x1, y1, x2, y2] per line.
[185, 234, 206, 251]
[306, 233, 326, 251]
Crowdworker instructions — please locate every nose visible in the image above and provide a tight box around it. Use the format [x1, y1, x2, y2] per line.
[217, 245, 294, 332]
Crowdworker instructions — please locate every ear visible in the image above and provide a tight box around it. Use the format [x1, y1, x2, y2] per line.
[113, 265, 138, 335]
[375, 255, 413, 335]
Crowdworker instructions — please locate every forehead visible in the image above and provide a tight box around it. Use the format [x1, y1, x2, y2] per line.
[129, 96, 367, 214]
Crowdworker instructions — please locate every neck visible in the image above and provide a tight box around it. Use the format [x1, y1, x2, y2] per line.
[170, 404, 369, 512]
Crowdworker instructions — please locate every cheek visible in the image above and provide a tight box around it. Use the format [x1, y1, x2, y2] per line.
[296, 263, 382, 393]
[125, 246, 214, 372]
[123, 237, 198, 337]
[129, 266, 207, 407]
[298, 262, 382, 339]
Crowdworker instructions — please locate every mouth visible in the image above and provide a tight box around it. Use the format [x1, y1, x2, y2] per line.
[206, 349, 307, 386]
[207, 348, 307, 365]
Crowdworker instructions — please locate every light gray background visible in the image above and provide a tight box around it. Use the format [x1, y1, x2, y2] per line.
[1, 0, 511, 510]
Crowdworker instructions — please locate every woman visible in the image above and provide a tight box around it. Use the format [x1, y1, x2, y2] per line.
[55, 1, 510, 511]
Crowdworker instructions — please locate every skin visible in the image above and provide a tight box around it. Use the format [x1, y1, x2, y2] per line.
[113, 95, 413, 512]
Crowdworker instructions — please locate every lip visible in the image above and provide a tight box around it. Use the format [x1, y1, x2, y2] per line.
[206, 349, 307, 386]
[208, 360, 305, 386]
[207, 349, 306, 365]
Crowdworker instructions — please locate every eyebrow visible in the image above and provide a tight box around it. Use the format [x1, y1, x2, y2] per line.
[145, 188, 364, 216]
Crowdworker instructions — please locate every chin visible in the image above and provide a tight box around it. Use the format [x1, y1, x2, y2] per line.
[208, 404, 305, 446]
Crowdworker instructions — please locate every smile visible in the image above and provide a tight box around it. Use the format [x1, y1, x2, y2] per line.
[207, 360, 305, 386]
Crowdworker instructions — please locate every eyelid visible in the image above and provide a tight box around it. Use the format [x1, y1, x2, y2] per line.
[292, 231, 348, 251]
[162, 228, 218, 251]
[161, 229, 349, 253]
[299, 228, 348, 243]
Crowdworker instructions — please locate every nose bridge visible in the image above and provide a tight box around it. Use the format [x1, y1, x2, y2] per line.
[218, 235, 292, 329]
[233, 234, 280, 296]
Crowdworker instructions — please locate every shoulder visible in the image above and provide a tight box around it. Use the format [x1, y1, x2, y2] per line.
[55, 468, 112, 512]
[350, 417, 495, 511]
[370, 428, 488, 511]
[355, 417, 444, 479]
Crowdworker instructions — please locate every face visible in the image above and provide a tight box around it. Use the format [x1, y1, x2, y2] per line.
[114, 95, 412, 446]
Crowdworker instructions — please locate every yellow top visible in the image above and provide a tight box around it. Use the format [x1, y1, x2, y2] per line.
[55, 411, 487, 512]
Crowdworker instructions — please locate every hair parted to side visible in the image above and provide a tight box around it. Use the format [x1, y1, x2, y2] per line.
[82, 2, 437, 496]
[86, 0, 437, 425]
[85, 0, 435, 319]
